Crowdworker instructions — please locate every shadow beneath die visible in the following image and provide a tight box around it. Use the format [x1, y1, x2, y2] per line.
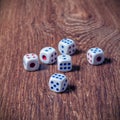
[74, 49, 84, 55]
[103, 58, 112, 65]
[71, 65, 80, 72]
[64, 85, 77, 93]
[50, 62, 57, 66]
[37, 64, 48, 71]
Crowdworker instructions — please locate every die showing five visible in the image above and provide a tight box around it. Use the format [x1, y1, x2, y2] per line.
[58, 38, 76, 55]
[49, 73, 68, 92]
[57, 55, 72, 72]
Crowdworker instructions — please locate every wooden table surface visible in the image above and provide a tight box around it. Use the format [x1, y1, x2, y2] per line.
[0, 0, 120, 120]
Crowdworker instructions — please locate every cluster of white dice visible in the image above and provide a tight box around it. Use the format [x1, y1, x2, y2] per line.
[23, 38, 76, 73]
[23, 38, 105, 93]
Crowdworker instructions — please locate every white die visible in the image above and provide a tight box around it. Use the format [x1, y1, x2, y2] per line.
[58, 38, 76, 55]
[57, 55, 72, 72]
[49, 73, 68, 92]
[39, 47, 57, 64]
[87, 47, 104, 65]
[23, 53, 39, 71]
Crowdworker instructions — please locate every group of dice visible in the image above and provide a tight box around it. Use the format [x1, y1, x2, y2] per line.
[23, 38, 105, 93]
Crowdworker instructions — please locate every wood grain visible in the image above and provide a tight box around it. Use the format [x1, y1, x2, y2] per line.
[0, 0, 120, 120]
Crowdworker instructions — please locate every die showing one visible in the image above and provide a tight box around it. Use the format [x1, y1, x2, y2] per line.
[57, 55, 72, 72]
[23, 53, 39, 71]
[49, 73, 68, 93]
[39, 47, 57, 64]
[58, 38, 76, 55]
[87, 47, 104, 65]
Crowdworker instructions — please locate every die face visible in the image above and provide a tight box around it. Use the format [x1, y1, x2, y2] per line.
[87, 50, 94, 64]
[49, 73, 68, 92]
[57, 55, 72, 72]
[49, 51, 57, 64]
[58, 61, 72, 72]
[94, 54, 104, 65]
[67, 43, 76, 55]
[89, 48, 103, 55]
[58, 41, 69, 55]
[58, 38, 76, 55]
[61, 79, 68, 92]
[87, 48, 104, 65]
[58, 55, 71, 61]
[39, 47, 57, 64]
[23, 53, 39, 71]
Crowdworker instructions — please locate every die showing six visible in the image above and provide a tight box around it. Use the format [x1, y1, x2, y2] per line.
[57, 55, 72, 72]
